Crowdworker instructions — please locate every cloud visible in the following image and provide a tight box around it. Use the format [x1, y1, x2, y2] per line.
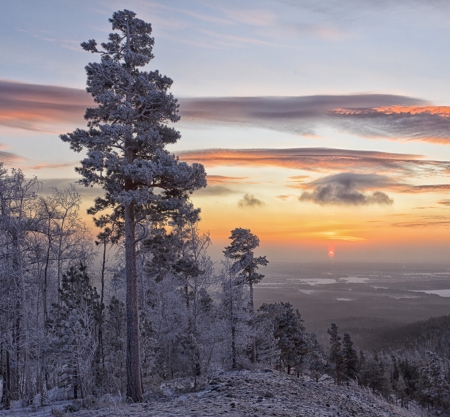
[191, 175, 254, 196]
[198, 29, 281, 48]
[0, 80, 92, 132]
[298, 172, 394, 206]
[295, 172, 450, 205]
[438, 199, 450, 206]
[180, 94, 450, 144]
[333, 106, 450, 144]
[178, 147, 449, 177]
[193, 185, 236, 196]
[396, 184, 450, 193]
[3, 80, 448, 144]
[181, 96, 450, 144]
[3, 79, 450, 144]
[306, 172, 395, 189]
[392, 218, 450, 228]
[0, 146, 23, 165]
[206, 175, 250, 184]
[27, 162, 76, 170]
[179, 94, 425, 138]
[39, 178, 102, 198]
[238, 193, 265, 208]
[275, 194, 296, 200]
[279, 0, 450, 24]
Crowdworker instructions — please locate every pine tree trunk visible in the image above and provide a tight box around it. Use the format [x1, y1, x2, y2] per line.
[124, 202, 143, 402]
[249, 282, 256, 364]
[230, 279, 236, 369]
[2, 349, 11, 409]
[99, 240, 107, 371]
[43, 223, 51, 320]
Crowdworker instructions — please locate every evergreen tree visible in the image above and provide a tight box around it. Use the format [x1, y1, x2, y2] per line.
[419, 351, 450, 409]
[60, 10, 206, 401]
[103, 297, 126, 394]
[307, 332, 327, 382]
[327, 323, 344, 385]
[342, 332, 359, 384]
[48, 265, 101, 399]
[223, 228, 268, 364]
[258, 302, 308, 375]
[218, 259, 250, 369]
[254, 311, 279, 367]
[359, 351, 391, 397]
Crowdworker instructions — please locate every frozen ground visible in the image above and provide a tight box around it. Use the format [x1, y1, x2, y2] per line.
[2, 369, 428, 417]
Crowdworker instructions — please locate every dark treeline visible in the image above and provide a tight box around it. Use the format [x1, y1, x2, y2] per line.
[326, 319, 450, 415]
[367, 315, 450, 359]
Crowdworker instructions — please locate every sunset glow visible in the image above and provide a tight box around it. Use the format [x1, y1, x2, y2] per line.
[1, 1, 449, 263]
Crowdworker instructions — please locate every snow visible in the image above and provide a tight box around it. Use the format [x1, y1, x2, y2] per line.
[1, 369, 426, 417]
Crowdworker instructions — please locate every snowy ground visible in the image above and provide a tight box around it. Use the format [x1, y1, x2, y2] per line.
[1, 370, 429, 417]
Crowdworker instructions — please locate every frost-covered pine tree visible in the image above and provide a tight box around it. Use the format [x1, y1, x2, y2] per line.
[218, 258, 251, 369]
[223, 228, 268, 364]
[419, 351, 450, 409]
[258, 302, 308, 375]
[342, 332, 359, 384]
[60, 10, 206, 401]
[48, 265, 101, 400]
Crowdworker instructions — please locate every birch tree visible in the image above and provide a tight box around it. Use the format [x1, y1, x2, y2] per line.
[60, 10, 206, 401]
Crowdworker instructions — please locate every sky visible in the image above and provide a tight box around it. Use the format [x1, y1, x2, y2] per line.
[1, 0, 450, 263]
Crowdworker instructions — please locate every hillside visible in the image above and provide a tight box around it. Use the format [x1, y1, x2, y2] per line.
[59, 369, 426, 417]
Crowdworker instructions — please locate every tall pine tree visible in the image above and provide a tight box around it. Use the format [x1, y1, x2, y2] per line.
[60, 10, 206, 401]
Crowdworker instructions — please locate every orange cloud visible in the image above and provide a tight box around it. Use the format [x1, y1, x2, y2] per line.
[27, 162, 76, 170]
[373, 106, 450, 116]
[178, 147, 447, 177]
[206, 175, 250, 184]
[393, 184, 450, 193]
[392, 219, 450, 228]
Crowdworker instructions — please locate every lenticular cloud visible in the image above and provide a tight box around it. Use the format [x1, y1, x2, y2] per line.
[299, 172, 394, 206]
